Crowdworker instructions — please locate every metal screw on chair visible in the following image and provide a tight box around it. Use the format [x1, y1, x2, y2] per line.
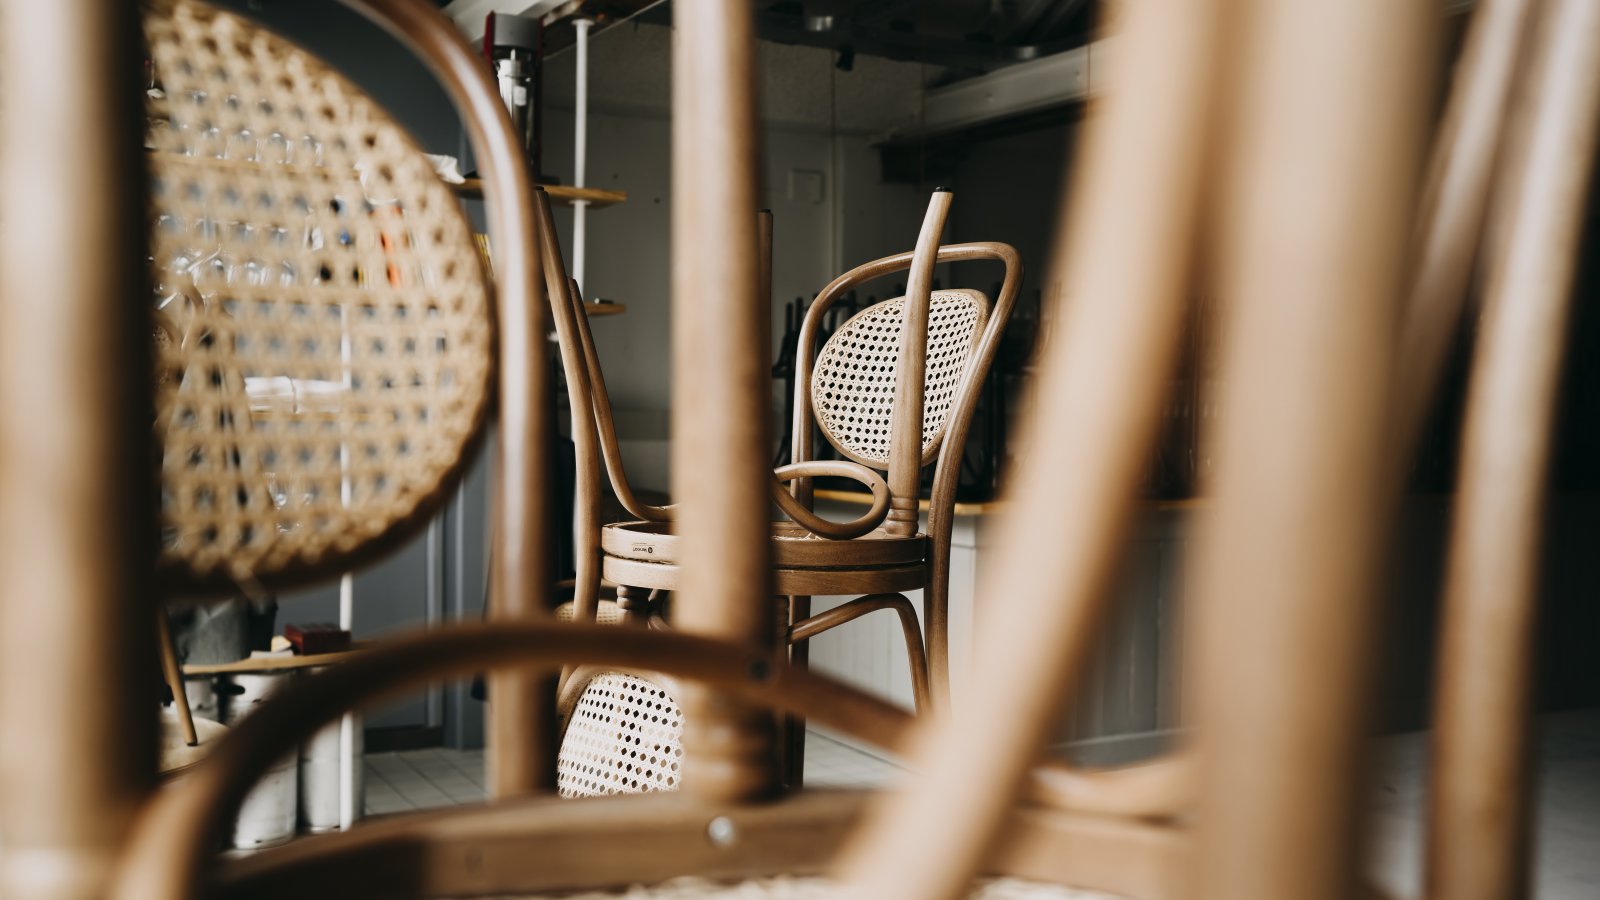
[706, 816, 738, 848]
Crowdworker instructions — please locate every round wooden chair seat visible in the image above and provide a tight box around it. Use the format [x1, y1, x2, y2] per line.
[600, 520, 927, 595]
[158, 707, 228, 777]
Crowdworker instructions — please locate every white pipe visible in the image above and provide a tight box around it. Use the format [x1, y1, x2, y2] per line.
[338, 274, 357, 832]
[338, 575, 355, 830]
[572, 17, 593, 293]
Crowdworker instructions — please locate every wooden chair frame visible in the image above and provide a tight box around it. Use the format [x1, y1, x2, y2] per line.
[6, 0, 1595, 898]
[542, 187, 1022, 698]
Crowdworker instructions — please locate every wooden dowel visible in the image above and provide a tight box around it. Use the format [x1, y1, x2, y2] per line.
[1393, 0, 1542, 462]
[532, 190, 603, 626]
[670, 0, 778, 802]
[0, 1, 157, 896]
[157, 612, 199, 747]
[837, 1, 1227, 896]
[1191, 2, 1433, 899]
[338, 0, 557, 797]
[1426, 1, 1600, 896]
[107, 622, 917, 900]
[923, 242, 1022, 711]
[884, 190, 953, 537]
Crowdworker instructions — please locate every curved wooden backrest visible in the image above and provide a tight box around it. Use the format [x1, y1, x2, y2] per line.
[1426, 1, 1600, 896]
[792, 239, 1021, 705]
[845, 2, 1600, 900]
[145, 0, 494, 598]
[789, 242, 1022, 516]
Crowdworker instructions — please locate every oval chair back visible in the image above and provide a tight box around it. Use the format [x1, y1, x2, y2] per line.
[790, 242, 1022, 532]
[810, 290, 988, 472]
[145, 0, 497, 599]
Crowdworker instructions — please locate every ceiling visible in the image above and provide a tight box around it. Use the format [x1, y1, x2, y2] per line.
[514, 0, 1098, 76]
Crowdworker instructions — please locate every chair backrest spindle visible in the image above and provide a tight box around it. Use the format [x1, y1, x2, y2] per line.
[883, 189, 953, 535]
[1427, 0, 1600, 894]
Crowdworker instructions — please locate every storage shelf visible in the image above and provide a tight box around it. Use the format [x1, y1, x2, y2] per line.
[810, 489, 1209, 518]
[182, 642, 374, 675]
[812, 488, 998, 518]
[142, 149, 627, 209]
[452, 179, 627, 208]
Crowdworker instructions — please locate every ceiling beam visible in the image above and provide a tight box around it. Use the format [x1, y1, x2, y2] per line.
[441, 0, 571, 43]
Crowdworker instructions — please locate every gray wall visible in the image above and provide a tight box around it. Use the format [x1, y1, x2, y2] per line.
[537, 22, 935, 489]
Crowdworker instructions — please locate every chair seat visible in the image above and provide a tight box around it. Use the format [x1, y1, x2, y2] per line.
[158, 707, 228, 777]
[471, 875, 1120, 898]
[600, 521, 927, 595]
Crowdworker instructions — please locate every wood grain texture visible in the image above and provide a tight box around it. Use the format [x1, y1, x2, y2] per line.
[210, 792, 1185, 900]
[535, 191, 604, 626]
[1427, 1, 1600, 896]
[0, 1, 157, 897]
[837, 0, 1226, 895]
[1191, 2, 1432, 899]
[669, 0, 778, 803]
[109, 623, 913, 900]
[1394, 0, 1541, 462]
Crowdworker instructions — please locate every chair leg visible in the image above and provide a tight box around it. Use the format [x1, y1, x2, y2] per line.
[614, 584, 654, 626]
[784, 595, 812, 788]
[156, 609, 197, 747]
[790, 593, 931, 714]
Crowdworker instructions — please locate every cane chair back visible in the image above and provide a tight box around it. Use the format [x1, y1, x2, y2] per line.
[556, 671, 686, 798]
[811, 290, 987, 469]
[144, 0, 493, 597]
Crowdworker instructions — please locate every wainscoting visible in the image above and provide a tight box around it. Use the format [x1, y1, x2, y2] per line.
[804, 495, 1600, 762]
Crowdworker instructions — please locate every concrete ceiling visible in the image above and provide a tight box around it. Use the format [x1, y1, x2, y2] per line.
[541, 19, 927, 135]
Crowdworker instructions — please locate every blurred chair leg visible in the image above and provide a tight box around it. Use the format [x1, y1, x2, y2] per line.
[0, 1, 156, 896]
[157, 611, 198, 746]
[790, 593, 930, 713]
[1427, 2, 1600, 897]
[785, 594, 812, 787]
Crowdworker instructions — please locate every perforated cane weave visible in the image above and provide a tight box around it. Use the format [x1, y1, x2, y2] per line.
[557, 672, 685, 798]
[143, 0, 492, 590]
[812, 290, 986, 469]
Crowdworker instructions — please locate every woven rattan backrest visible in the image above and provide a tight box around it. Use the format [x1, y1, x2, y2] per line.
[143, 0, 493, 595]
[556, 672, 685, 798]
[812, 289, 987, 470]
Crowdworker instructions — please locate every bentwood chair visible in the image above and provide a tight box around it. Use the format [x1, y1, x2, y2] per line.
[541, 184, 1019, 661]
[6, 0, 1591, 899]
[534, 181, 1020, 785]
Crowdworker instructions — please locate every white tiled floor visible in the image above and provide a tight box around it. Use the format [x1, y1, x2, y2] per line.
[360, 713, 1600, 898]
[362, 729, 893, 815]
[364, 746, 486, 814]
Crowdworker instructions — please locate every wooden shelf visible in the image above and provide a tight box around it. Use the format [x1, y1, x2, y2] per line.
[142, 150, 627, 209]
[452, 179, 627, 208]
[811, 489, 1209, 518]
[812, 488, 999, 518]
[182, 642, 374, 675]
[583, 302, 627, 318]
